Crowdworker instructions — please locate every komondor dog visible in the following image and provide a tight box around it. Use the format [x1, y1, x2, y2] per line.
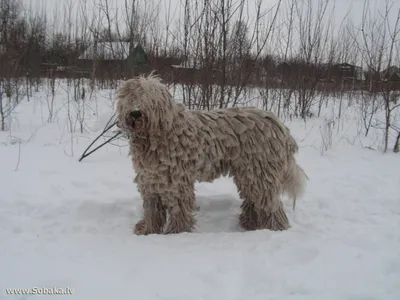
[116, 73, 307, 235]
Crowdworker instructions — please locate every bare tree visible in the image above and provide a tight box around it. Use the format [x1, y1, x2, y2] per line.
[171, 0, 282, 111]
[0, 0, 24, 130]
[351, 0, 400, 152]
[293, 0, 332, 120]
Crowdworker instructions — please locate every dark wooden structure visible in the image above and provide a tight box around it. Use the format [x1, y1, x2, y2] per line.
[77, 41, 150, 77]
[329, 63, 363, 81]
[382, 66, 400, 82]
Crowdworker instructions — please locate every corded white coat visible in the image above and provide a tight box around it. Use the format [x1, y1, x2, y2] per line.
[116, 73, 307, 235]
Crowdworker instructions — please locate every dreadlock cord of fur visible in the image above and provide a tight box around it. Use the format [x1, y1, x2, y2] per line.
[116, 73, 307, 235]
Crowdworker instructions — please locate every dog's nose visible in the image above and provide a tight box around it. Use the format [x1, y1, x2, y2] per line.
[130, 110, 142, 119]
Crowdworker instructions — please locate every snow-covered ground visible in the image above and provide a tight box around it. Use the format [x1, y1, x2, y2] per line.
[0, 80, 399, 300]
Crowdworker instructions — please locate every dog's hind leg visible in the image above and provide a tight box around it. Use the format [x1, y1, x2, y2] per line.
[134, 183, 167, 235]
[238, 199, 260, 231]
[162, 182, 197, 234]
[233, 164, 290, 231]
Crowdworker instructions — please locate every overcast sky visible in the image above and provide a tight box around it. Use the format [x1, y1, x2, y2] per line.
[24, 0, 400, 29]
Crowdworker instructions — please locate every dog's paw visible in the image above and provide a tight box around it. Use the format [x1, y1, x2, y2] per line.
[133, 220, 147, 235]
[134, 219, 165, 235]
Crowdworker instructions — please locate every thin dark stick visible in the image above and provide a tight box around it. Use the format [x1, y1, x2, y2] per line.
[79, 121, 116, 157]
[78, 130, 122, 162]
[78, 117, 120, 162]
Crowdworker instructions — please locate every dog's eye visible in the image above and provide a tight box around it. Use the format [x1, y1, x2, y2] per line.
[130, 110, 142, 119]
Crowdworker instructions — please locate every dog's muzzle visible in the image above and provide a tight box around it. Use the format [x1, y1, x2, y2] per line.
[117, 110, 142, 130]
[128, 110, 142, 128]
[130, 110, 142, 119]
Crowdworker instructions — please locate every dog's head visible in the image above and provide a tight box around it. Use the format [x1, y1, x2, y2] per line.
[115, 73, 176, 136]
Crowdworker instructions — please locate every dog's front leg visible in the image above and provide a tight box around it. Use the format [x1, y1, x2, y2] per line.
[134, 183, 167, 235]
[162, 183, 197, 234]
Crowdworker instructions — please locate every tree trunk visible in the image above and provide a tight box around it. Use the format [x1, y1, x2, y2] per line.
[394, 131, 400, 153]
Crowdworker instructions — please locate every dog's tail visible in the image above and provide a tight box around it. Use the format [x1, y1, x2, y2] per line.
[282, 157, 308, 210]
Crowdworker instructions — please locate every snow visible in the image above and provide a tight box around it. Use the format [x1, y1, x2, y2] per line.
[1, 80, 400, 300]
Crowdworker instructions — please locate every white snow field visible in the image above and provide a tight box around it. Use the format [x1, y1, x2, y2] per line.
[0, 80, 399, 300]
